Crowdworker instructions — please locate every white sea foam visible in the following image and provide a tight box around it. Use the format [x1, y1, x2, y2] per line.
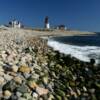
[48, 39, 100, 64]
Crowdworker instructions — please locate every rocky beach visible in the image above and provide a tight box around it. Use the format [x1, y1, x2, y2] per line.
[0, 27, 99, 100]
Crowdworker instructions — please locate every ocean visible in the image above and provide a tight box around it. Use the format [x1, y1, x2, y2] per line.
[48, 33, 100, 64]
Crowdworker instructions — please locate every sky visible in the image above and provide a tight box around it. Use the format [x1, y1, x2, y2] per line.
[0, 0, 100, 32]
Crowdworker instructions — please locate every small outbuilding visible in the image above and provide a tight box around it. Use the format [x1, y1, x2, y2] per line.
[57, 25, 67, 30]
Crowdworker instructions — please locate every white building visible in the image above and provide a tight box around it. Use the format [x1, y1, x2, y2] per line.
[57, 25, 67, 30]
[9, 20, 22, 28]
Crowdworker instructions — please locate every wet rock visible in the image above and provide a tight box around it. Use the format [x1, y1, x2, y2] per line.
[7, 55, 15, 63]
[40, 94, 48, 100]
[23, 93, 32, 99]
[23, 73, 31, 79]
[47, 82, 54, 92]
[48, 94, 54, 100]
[69, 81, 76, 87]
[0, 85, 3, 93]
[0, 92, 3, 98]
[83, 86, 87, 92]
[3, 74, 13, 81]
[43, 76, 49, 85]
[27, 79, 38, 89]
[0, 76, 4, 85]
[18, 97, 26, 100]
[76, 89, 81, 96]
[3, 63, 12, 71]
[89, 88, 95, 94]
[14, 76, 22, 84]
[2, 80, 17, 92]
[34, 66, 42, 72]
[55, 95, 62, 100]
[55, 89, 65, 97]
[24, 47, 32, 53]
[1, 52, 7, 61]
[80, 93, 89, 100]
[16, 84, 28, 93]
[9, 94, 18, 100]
[0, 66, 4, 72]
[18, 65, 31, 73]
[83, 67, 93, 78]
[0, 71, 5, 76]
[11, 65, 18, 72]
[39, 97, 44, 100]
[16, 91, 22, 97]
[90, 58, 95, 65]
[32, 92, 39, 100]
[8, 72, 17, 77]
[26, 53, 32, 61]
[20, 56, 27, 64]
[91, 94, 97, 100]
[36, 86, 49, 96]
[3, 90, 12, 98]
[31, 73, 39, 81]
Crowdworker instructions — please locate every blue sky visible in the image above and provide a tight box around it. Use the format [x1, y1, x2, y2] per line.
[0, 0, 100, 32]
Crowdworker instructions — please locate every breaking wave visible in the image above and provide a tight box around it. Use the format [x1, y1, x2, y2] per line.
[48, 39, 100, 64]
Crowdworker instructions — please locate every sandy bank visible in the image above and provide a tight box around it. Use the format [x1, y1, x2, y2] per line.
[0, 27, 95, 37]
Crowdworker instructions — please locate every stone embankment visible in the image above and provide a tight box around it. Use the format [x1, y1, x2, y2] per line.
[0, 28, 99, 99]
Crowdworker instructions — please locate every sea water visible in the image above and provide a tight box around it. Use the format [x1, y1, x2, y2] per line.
[48, 33, 100, 64]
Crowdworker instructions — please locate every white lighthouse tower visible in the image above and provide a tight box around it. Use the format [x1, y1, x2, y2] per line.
[44, 16, 50, 29]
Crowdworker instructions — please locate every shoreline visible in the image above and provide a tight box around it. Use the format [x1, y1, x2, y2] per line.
[0, 36, 99, 99]
[0, 27, 96, 37]
[0, 28, 99, 99]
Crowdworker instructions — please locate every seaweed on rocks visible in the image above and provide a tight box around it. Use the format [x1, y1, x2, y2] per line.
[2, 80, 18, 92]
[0, 37, 100, 99]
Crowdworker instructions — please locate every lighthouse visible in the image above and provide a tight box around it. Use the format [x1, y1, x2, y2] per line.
[44, 16, 50, 29]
